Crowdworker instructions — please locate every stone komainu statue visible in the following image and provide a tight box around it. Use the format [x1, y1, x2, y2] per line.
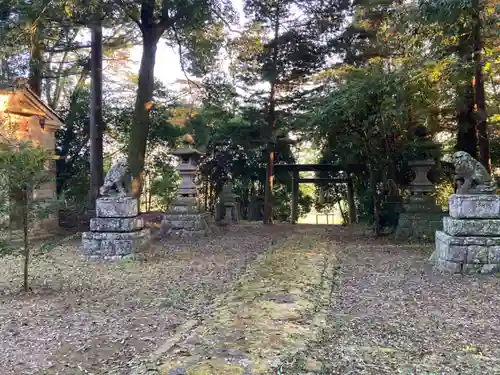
[453, 151, 495, 194]
[100, 159, 130, 197]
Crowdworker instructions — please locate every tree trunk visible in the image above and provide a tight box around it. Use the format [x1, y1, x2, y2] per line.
[263, 129, 275, 224]
[263, 5, 281, 225]
[89, 18, 104, 208]
[455, 25, 478, 159]
[128, 29, 158, 201]
[346, 177, 357, 224]
[204, 172, 209, 210]
[28, 22, 43, 97]
[456, 83, 478, 158]
[473, 4, 490, 172]
[369, 165, 379, 223]
[22, 189, 29, 293]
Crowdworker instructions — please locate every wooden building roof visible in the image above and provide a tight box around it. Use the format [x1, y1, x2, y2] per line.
[0, 79, 64, 130]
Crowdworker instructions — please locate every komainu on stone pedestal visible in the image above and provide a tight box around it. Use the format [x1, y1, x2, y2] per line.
[430, 152, 500, 273]
[453, 151, 495, 194]
[99, 159, 130, 197]
[81, 160, 150, 260]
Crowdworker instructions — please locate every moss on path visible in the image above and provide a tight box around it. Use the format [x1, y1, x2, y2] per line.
[147, 226, 336, 375]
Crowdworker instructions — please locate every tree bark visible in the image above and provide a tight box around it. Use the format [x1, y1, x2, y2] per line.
[89, 18, 104, 208]
[456, 83, 478, 158]
[128, 29, 159, 201]
[28, 22, 43, 96]
[473, 3, 490, 172]
[263, 5, 281, 225]
[22, 189, 29, 293]
[455, 21, 478, 159]
[263, 91, 276, 225]
[347, 177, 357, 224]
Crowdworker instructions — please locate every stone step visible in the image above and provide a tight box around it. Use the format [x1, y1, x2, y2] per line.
[431, 230, 500, 274]
[443, 216, 500, 236]
[162, 212, 211, 232]
[449, 194, 500, 219]
[90, 217, 144, 232]
[81, 228, 150, 258]
[96, 196, 138, 218]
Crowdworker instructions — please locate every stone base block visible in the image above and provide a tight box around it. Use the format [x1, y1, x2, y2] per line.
[96, 197, 138, 218]
[394, 212, 445, 241]
[169, 197, 199, 214]
[430, 231, 500, 274]
[443, 217, 500, 237]
[90, 217, 144, 232]
[161, 212, 212, 236]
[449, 194, 500, 219]
[82, 228, 150, 258]
[404, 195, 441, 214]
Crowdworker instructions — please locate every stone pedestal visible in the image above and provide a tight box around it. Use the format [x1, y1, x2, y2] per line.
[162, 212, 212, 236]
[248, 195, 264, 221]
[162, 196, 212, 236]
[219, 202, 234, 226]
[82, 197, 150, 259]
[430, 194, 500, 274]
[395, 160, 444, 240]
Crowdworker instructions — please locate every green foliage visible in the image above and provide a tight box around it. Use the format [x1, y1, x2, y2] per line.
[433, 180, 455, 211]
[0, 141, 61, 292]
[313, 64, 441, 186]
[56, 86, 92, 205]
[273, 186, 313, 222]
[148, 163, 180, 211]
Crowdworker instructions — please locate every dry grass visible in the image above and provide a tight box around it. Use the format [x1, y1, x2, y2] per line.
[0, 224, 287, 375]
[281, 226, 500, 375]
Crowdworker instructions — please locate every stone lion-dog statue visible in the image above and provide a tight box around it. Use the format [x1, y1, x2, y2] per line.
[99, 159, 130, 197]
[453, 151, 495, 194]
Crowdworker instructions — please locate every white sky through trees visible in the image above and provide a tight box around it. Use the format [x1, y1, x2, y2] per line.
[128, 0, 245, 86]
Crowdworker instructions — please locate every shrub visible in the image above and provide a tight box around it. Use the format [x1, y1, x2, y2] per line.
[0, 141, 60, 292]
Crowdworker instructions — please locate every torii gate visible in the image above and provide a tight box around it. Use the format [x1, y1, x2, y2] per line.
[273, 163, 357, 224]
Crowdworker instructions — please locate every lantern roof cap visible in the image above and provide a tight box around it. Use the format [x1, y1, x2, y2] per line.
[171, 134, 202, 157]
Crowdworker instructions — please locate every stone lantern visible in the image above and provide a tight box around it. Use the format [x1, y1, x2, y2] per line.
[404, 159, 437, 212]
[218, 181, 239, 225]
[170, 134, 202, 213]
[161, 134, 212, 236]
[395, 126, 445, 240]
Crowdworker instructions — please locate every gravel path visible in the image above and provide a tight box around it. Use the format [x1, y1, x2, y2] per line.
[0, 224, 287, 375]
[310, 227, 500, 375]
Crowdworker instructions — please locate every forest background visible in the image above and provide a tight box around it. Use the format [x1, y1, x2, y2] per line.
[0, 0, 498, 224]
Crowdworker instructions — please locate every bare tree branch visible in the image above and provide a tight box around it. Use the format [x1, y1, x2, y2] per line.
[171, 24, 203, 95]
[114, 0, 143, 31]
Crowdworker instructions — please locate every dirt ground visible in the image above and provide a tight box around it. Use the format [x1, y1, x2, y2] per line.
[3, 224, 500, 375]
[0, 224, 287, 375]
[154, 225, 335, 375]
[280, 226, 500, 375]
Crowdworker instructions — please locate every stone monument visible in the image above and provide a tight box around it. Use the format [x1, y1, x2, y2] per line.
[431, 151, 500, 273]
[216, 182, 239, 225]
[82, 159, 150, 259]
[161, 135, 212, 236]
[395, 126, 444, 240]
